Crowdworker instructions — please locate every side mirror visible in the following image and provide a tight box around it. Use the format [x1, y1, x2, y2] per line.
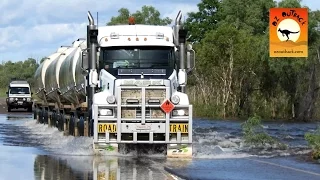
[81, 49, 89, 75]
[178, 69, 186, 85]
[186, 44, 195, 74]
[6, 92, 8, 95]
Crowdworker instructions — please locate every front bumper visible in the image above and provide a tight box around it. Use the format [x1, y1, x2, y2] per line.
[6, 98, 33, 108]
[93, 86, 192, 145]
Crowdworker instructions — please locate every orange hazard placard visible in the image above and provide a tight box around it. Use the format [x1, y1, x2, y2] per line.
[160, 99, 175, 113]
[269, 8, 308, 57]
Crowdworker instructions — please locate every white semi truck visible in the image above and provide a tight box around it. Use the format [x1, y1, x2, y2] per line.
[33, 11, 195, 158]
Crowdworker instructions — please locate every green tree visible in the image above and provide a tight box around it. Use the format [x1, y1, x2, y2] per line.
[184, 0, 221, 43]
[187, 0, 320, 121]
[107, 6, 172, 25]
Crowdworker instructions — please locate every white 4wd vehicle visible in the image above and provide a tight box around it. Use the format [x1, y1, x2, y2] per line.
[6, 80, 33, 112]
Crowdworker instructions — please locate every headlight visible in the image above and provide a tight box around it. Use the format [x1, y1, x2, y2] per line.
[172, 109, 187, 116]
[27, 98, 31, 101]
[23, 98, 26, 101]
[9, 98, 14, 101]
[99, 109, 113, 116]
[171, 95, 180, 105]
[107, 95, 116, 104]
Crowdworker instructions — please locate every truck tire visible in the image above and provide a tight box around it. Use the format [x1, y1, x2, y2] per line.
[7, 106, 11, 112]
[27, 106, 32, 112]
[33, 107, 37, 119]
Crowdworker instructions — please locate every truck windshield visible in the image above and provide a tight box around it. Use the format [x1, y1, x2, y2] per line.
[9, 87, 30, 94]
[99, 46, 175, 69]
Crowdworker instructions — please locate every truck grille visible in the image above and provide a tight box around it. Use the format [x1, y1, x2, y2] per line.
[120, 88, 166, 119]
[121, 89, 141, 104]
[146, 89, 166, 104]
[121, 107, 165, 118]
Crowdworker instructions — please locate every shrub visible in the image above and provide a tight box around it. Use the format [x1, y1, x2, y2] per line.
[305, 126, 320, 160]
[241, 115, 287, 149]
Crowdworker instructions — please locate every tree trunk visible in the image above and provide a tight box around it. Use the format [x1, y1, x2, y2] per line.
[296, 62, 318, 122]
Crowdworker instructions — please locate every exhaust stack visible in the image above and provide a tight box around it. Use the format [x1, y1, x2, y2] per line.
[87, 11, 99, 136]
[174, 11, 188, 93]
[88, 11, 94, 25]
[174, 10, 182, 46]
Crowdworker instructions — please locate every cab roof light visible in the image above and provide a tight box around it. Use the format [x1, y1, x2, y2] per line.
[129, 16, 135, 25]
[156, 32, 164, 39]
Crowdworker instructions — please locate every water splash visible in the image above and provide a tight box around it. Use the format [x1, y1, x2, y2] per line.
[12, 119, 316, 159]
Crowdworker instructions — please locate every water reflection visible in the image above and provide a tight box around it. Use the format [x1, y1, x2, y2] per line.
[33, 155, 186, 180]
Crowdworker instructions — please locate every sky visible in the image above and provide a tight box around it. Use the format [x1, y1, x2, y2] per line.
[0, 0, 319, 63]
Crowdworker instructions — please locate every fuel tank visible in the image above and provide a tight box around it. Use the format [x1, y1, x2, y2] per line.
[45, 47, 79, 104]
[59, 39, 87, 106]
[44, 46, 70, 103]
[33, 50, 65, 102]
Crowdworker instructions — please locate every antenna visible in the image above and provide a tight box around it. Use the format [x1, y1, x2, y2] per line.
[97, 12, 99, 28]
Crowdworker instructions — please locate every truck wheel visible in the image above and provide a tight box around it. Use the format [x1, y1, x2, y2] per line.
[78, 116, 84, 136]
[59, 113, 65, 131]
[33, 107, 37, 119]
[42, 109, 48, 124]
[27, 106, 32, 112]
[7, 106, 11, 112]
[70, 115, 75, 136]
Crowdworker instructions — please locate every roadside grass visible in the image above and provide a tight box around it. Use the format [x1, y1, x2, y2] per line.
[0, 88, 7, 98]
[241, 115, 288, 150]
[305, 126, 320, 160]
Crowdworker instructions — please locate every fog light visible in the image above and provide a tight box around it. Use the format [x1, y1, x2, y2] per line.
[172, 110, 185, 116]
[171, 95, 180, 105]
[107, 95, 116, 104]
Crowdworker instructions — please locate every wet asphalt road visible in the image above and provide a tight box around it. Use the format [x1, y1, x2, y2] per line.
[0, 108, 320, 180]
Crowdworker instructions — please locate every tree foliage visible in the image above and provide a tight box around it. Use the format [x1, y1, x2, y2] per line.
[0, 58, 39, 92]
[107, 6, 172, 25]
[186, 0, 320, 121]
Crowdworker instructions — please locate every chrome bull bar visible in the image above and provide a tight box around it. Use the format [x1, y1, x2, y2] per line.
[93, 86, 192, 145]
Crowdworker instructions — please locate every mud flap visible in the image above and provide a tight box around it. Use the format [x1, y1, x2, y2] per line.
[93, 143, 119, 155]
[167, 144, 192, 158]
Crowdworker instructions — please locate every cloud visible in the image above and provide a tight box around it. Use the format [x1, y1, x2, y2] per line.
[0, 0, 200, 62]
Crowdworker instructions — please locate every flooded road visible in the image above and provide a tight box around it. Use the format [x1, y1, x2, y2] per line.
[0, 113, 320, 180]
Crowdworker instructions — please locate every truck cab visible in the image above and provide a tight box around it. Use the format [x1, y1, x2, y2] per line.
[6, 80, 33, 112]
[88, 12, 195, 157]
